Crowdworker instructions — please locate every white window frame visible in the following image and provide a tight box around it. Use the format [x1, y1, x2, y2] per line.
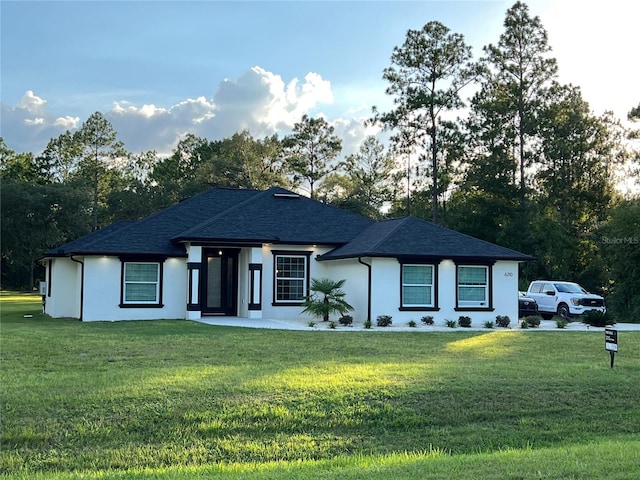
[273, 253, 309, 304]
[401, 264, 434, 308]
[123, 262, 160, 305]
[457, 265, 489, 308]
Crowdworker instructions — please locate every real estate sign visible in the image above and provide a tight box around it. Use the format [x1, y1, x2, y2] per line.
[605, 328, 618, 352]
[605, 328, 618, 368]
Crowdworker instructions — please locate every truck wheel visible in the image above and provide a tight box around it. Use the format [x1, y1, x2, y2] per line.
[557, 303, 570, 320]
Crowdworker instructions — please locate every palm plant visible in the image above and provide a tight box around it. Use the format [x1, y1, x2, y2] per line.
[301, 278, 353, 322]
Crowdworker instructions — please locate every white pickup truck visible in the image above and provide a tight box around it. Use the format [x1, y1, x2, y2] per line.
[526, 281, 606, 320]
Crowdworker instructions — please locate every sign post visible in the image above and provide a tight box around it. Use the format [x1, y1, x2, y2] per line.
[605, 328, 618, 368]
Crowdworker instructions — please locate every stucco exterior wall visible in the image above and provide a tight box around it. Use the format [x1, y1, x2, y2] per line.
[45, 244, 521, 326]
[45, 257, 82, 319]
[260, 244, 333, 321]
[365, 258, 520, 327]
[80, 256, 187, 322]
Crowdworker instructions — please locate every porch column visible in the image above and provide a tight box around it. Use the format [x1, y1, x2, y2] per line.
[247, 247, 263, 319]
[187, 245, 202, 320]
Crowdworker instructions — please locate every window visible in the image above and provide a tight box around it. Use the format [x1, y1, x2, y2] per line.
[401, 264, 434, 308]
[529, 282, 542, 294]
[122, 262, 161, 306]
[273, 251, 310, 304]
[457, 265, 489, 308]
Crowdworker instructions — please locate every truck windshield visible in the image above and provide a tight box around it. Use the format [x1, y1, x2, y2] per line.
[554, 283, 584, 293]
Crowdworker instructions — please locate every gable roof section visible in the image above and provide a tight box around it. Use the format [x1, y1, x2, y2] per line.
[173, 187, 374, 245]
[46, 187, 374, 257]
[318, 216, 533, 262]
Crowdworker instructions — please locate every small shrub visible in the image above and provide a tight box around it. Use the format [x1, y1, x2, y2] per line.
[458, 315, 472, 328]
[328, 321, 336, 329]
[408, 320, 417, 328]
[582, 310, 614, 327]
[376, 315, 392, 327]
[484, 320, 494, 329]
[520, 319, 529, 329]
[308, 321, 315, 328]
[338, 315, 353, 326]
[445, 319, 457, 328]
[421, 315, 434, 325]
[556, 318, 568, 329]
[364, 318, 372, 329]
[495, 315, 511, 328]
[523, 315, 541, 328]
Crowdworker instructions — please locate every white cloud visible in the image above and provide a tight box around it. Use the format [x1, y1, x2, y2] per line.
[24, 117, 45, 126]
[17, 90, 47, 113]
[53, 116, 79, 128]
[1, 67, 372, 157]
[0, 91, 73, 153]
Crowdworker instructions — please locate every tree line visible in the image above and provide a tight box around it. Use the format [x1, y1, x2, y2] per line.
[2, 2, 639, 320]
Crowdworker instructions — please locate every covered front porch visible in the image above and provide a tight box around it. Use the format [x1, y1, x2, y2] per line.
[186, 244, 264, 321]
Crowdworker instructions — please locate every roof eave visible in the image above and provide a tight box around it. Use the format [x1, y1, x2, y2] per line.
[318, 252, 534, 262]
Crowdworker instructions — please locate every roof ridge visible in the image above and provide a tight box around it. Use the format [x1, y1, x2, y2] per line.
[174, 187, 274, 239]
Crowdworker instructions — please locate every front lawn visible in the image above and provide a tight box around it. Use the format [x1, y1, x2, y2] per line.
[1, 293, 639, 479]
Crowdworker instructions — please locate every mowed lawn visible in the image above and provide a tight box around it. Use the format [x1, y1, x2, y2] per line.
[1, 293, 639, 479]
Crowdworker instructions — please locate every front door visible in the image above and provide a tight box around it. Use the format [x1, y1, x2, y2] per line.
[202, 249, 239, 315]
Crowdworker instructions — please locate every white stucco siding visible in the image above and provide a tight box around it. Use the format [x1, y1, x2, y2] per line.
[369, 258, 400, 320]
[82, 256, 187, 322]
[260, 244, 337, 321]
[491, 261, 520, 322]
[315, 258, 370, 323]
[237, 248, 250, 318]
[45, 257, 82, 319]
[366, 258, 521, 326]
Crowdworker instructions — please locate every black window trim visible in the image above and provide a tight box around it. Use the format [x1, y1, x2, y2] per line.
[119, 256, 166, 308]
[398, 261, 440, 312]
[271, 250, 312, 306]
[454, 262, 494, 312]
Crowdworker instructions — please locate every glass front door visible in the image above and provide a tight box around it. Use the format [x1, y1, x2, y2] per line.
[203, 249, 239, 315]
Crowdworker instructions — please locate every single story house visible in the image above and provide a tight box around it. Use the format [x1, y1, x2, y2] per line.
[42, 186, 533, 324]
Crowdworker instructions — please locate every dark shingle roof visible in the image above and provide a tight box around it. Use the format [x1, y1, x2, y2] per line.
[46, 189, 532, 262]
[173, 187, 375, 245]
[46, 221, 136, 256]
[318, 216, 533, 262]
[46, 187, 374, 257]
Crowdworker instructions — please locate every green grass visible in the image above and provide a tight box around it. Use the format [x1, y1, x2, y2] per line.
[2, 293, 639, 479]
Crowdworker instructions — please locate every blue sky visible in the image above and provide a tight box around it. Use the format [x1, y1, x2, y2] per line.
[1, 1, 638, 157]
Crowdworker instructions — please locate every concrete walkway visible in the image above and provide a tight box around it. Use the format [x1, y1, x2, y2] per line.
[193, 317, 640, 332]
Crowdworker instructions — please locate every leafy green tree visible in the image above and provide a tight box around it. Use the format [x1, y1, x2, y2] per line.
[599, 199, 640, 321]
[1, 179, 91, 289]
[36, 131, 83, 183]
[329, 136, 402, 218]
[148, 134, 210, 205]
[282, 115, 342, 199]
[301, 278, 353, 323]
[478, 1, 558, 204]
[536, 84, 616, 224]
[373, 21, 476, 223]
[75, 112, 126, 230]
[0, 139, 40, 183]
[196, 131, 289, 190]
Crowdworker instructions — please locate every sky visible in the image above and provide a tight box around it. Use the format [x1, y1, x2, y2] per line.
[1, 0, 638, 158]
